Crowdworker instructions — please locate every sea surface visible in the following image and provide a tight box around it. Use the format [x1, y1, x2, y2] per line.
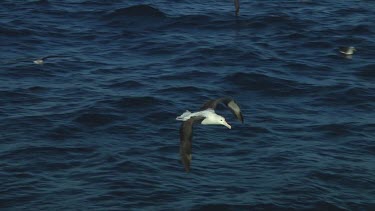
[1, 0, 374, 210]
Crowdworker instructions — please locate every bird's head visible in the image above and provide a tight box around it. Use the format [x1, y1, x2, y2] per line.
[218, 116, 231, 129]
[349, 46, 356, 51]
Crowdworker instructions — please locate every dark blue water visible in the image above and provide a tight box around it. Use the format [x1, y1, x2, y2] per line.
[1, 0, 374, 210]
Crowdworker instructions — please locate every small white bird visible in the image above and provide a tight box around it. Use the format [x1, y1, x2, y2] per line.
[339, 46, 356, 55]
[33, 56, 65, 64]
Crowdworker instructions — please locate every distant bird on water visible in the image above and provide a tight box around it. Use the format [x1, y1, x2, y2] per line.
[33, 55, 65, 64]
[339, 46, 356, 55]
[233, 0, 240, 16]
[176, 97, 244, 172]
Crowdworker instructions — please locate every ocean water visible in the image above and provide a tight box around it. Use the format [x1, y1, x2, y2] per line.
[1, 0, 374, 210]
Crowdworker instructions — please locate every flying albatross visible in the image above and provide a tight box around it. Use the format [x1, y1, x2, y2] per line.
[176, 97, 244, 172]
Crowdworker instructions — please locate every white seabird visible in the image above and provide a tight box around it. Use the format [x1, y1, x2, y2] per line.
[176, 97, 244, 172]
[33, 55, 65, 64]
[339, 46, 356, 55]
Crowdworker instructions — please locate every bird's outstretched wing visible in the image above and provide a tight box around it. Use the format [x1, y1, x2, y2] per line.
[41, 55, 67, 60]
[234, 0, 240, 16]
[179, 116, 204, 172]
[338, 47, 348, 54]
[200, 97, 244, 123]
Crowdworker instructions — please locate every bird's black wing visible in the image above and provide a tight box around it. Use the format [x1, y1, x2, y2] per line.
[234, 0, 240, 16]
[200, 97, 244, 123]
[179, 116, 204, 172]
[338, 47, 346, 53]
[41, 55, 67, 60]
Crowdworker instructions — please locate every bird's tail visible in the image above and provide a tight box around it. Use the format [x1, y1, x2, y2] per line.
[176, 110, 192, 121]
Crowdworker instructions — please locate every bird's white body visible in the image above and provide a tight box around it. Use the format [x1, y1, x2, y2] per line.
[176, 109, 231, 129]
[33, 59, 44, 64]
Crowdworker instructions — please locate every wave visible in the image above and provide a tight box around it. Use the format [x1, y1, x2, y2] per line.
[32, 0, 49, 5]
[102, 4, 167, 28]
[164, 13, 310, 31]
[104, 80, 145, 89]
[356, 64, 375, 79]
[0, 146, 95, 160]
[157, 86, 207, 94]
[313, 86, 375, 108]
[104, 5, 166, 18]
[309, 123, 353, 137]
[224, 72, 310, 96]
[162, 15, 212, 29]
[108, 96, 172, 109]
[0, 26, 33, 37]
[46, 124, 81, 140]
[250, 12, 315, 29]
[144, 110, 177, 124]
[74, 113, 118, 127]
[159, 70, 216, 81]
[192, 204, 288, 211]
[192, 202, 348, 211]
[0, 90, 42, 104]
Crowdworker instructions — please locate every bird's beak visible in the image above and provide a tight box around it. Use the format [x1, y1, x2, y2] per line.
[223, 121, 231, 129]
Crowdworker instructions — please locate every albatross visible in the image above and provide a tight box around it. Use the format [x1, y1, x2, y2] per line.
[176, 97, 244, 172]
